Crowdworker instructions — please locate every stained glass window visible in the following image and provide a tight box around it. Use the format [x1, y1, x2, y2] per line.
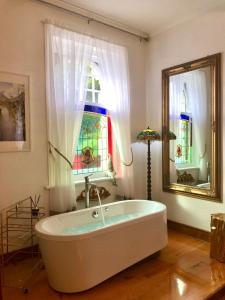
[73, 65, 112, 175]
[175, 113, 192, 164]
[174, 82, 192, 165]
[73, 106, 111, 174]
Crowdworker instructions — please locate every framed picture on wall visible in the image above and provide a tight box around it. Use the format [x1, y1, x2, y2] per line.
[0, 71, 30, 152]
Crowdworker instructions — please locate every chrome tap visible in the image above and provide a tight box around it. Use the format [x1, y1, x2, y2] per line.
[84, 174, 93, 208]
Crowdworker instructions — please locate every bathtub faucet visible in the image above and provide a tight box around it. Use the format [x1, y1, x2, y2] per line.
[84, 174, 94, 208]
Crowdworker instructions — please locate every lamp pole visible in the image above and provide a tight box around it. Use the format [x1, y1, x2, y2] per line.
[147, 140, 151, 200]
[137, 126, 160, 201]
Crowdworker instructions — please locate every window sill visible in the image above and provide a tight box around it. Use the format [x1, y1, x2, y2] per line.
[176, 166, 200, 171]
[74, 176, 113, 186]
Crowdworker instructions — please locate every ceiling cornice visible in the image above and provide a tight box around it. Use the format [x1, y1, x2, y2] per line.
[36, 0, 150, 41]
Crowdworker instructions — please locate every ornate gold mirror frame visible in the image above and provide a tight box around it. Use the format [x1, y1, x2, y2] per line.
[162, 53, 221, 201]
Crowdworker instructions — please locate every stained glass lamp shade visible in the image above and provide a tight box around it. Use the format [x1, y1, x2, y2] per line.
[168, 130, 176, 140]
[137, 126, 160, 200]
[137, 127, 161, 142]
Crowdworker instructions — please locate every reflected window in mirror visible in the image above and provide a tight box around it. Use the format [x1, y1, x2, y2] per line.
[162, 54, 221, 201]
[170, 68, 210, 185]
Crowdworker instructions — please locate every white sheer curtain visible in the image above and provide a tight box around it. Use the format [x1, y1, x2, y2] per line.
[46, 24, 133, 207]
[94, 40, 134, 198]
[169, 74, 184, 140]
[169, 74, 183, 182]
[45, 24, 93, 212]
[185, 70, 208, 180]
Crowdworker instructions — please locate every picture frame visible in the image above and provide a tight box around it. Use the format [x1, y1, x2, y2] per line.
[0, 71, 30, 152]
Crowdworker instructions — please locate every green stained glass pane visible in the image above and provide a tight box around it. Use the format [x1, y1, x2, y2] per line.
[79, 113, 102, 157]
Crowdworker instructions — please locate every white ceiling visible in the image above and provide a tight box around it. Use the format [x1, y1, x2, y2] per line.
[52, 0, 225, 36]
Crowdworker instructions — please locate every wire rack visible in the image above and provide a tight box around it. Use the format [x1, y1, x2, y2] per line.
[0, 196, 47, 293]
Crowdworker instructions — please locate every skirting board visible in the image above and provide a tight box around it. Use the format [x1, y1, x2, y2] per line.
[167, 220, 210, 242]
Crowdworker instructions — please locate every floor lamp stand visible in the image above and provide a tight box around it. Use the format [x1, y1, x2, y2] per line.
[147, 140, 151, 200]
[137, 126, 160, 201]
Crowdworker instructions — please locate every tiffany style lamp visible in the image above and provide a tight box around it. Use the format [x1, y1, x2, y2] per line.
[168, 130, 176, 140]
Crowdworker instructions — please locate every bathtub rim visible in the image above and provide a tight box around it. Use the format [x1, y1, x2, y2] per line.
[35, 200, 167, 241]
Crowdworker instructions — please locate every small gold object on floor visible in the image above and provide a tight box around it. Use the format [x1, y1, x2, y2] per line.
[210, 213, 225, 262]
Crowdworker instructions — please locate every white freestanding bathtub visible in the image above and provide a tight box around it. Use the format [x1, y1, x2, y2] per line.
[35, 200, 167, 293]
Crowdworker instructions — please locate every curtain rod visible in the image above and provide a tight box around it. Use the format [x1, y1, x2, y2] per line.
[35, 0, 150, 42]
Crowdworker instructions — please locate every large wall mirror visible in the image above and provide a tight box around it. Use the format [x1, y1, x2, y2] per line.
[162, 53, 221, 201]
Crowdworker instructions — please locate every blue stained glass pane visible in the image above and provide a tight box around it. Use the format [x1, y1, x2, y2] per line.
[84, 104, 107, 115]
[180, 113, 190, 121]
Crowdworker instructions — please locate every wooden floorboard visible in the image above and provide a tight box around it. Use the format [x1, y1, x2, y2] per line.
[2, 229, 225, 300]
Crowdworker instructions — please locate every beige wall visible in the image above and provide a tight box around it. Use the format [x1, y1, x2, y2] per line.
[2, 0, 221, 231]
[0, 0, 147, 210]
[146, 11, 225, 231]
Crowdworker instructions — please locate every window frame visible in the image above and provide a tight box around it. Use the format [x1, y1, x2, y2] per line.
[73, 60, 114, 182]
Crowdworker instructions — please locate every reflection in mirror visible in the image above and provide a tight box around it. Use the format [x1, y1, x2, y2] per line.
[162, 54, 221, 201]
[169, 67, 211, 189]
